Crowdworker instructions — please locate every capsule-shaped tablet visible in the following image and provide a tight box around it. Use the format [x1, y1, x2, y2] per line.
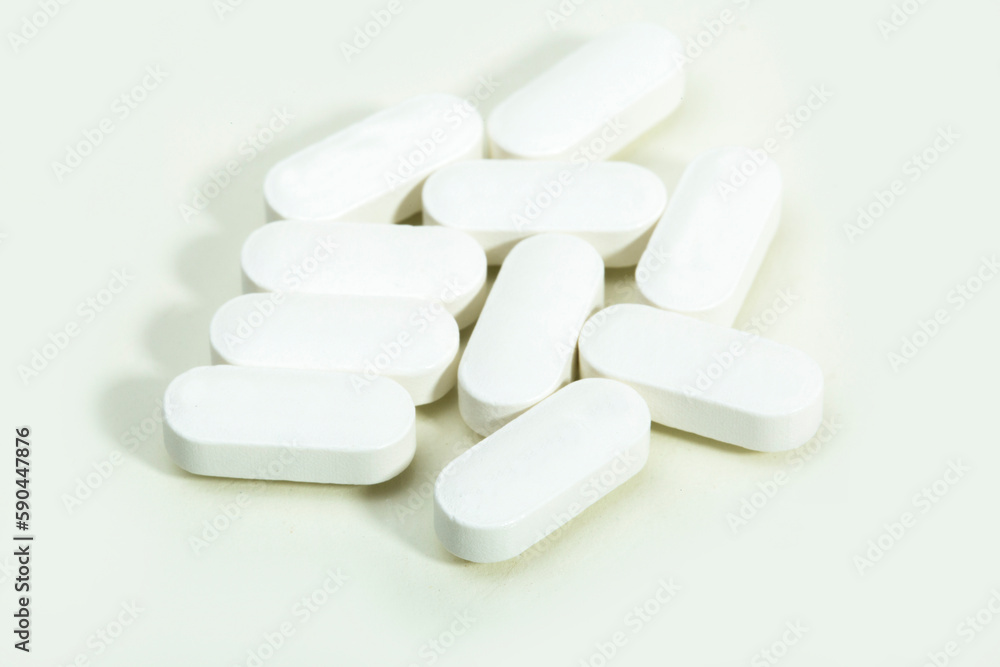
[579, 305, 823, 451]
[435, 378, 650, 563]
[210, 293, 459, 405]
[264, 94, 484, 224]
[422, 160, 667, 267]
[241, 221, 487, 328]
[458, 234, 603, 435]
[637, 147, 783, 326]
[487, 23, 684, 161]
[164, 366, 416, 484]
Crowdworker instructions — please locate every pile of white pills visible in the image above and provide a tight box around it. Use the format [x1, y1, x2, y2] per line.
[163, 22, 824, 563]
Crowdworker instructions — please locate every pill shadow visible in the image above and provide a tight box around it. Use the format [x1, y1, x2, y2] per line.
[620, 147, 689, 196]
[86, 201, 235, 473]
[99, 96, 481, 480]
[604, 265, 639, 306]
[206, 104, 379, 236]
[97, 105, 377, 472]
[357, 390, 659, 573]
[616, 122, 691, 189]
[491, 470, 655, 582]
[651, 421, 761, 456]
[615, 77, 709, 187]
[97, 291, 223, 477]
[357, 386, 470, 564]
[97, 374, 184, 477]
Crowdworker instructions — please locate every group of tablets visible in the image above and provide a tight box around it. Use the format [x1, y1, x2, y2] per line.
[163, 23, 824, 563]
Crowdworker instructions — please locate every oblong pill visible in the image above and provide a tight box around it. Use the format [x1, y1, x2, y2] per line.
[458, 234, 604, 435]
[241, 221, 487, 328]
[209, 293, 459, 405]
[637, 146, 783, 326]
[486, 23, 684, 161]
[435, 378, 650, 563]
[164, 366, 415, 484]
[264, 94, 484, 224]
[579, 304, 823, 451]
[422, 160, 667, 266]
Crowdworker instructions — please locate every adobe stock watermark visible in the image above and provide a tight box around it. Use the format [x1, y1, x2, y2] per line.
[18, 268, 135, 386]
[548, 0, 760, 70]
[681, 289, 800, 401]
[189, 447, 298, 555]
[915, 589, 1000, 667]
[214, 0, 250, 20]
[7, 0, 74, 54]
[56, 601, 144, 667]
[672, 0, 762, 68]
[543, 0, 592, 29]
[843, 125, 958, 242]
[179, 107, 294, 223]
[340, 0, 414, 63]
[853, 459, 970, 575]
[391, 435, 477, 524]
[716, 85, 833, 202]
[510, 113, 632, 231]
[555, 303, 607, 364]
[887, 255, 998, 372]
[349, 278, 469, 393]
[383, 77, 500, 190]
[216, 291, 286, 353]
[568, 116, 629, 169]
[877, 0, 932, 40]
[61, 398, 164, 514]
[578, 578, 681, 667]
[521, 448, 644, 562]
[405, 610, 476, 667]
[576, 304, 623, 350]
[726, 415, 843, 534]
[750, 621, 808, 667]
[275, 234, 339, 289]
[51, 66, 168, 182]
[511, 168, 575, 232]
[0, 554, 19, 587]
[234, 568, 350, 667]
[512, 113, 633, 230]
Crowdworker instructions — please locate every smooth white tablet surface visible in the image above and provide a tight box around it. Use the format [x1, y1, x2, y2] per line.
[210, 293, 459, 405]
[458, 234, 604, 435]
[486, 23, 684, 161]
[637, 146, 783, 326]
[422, 160, 667, 266]
[435, 378, 650, 563]
[264, 94, 484, 224]
[163, 366, 416, 484]
[579, 304, 823, 452]
[241, 221, 487, 328]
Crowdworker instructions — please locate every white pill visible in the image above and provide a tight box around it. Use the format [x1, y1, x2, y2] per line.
[422, 160, 667, 267]
[579, 304, 823, 452]
[163, 366, 415, 484]
[241, 220, 487, 328]
[637, 147, 783, 326]
[435, 378, 649, 563]
[458, 234, 603, 435]
[264, 94, 484, 224]
[210, 293, 459, 405]
[487, 23, 684, 161]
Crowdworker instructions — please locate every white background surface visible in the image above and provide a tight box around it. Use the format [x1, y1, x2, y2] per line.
[3, 0, 999, 664]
